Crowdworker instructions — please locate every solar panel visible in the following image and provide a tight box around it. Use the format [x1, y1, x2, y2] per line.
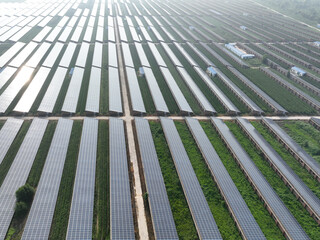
[174, 43, 199, 67]
[21, 118, 73, 240]
[135, 117, 178, 239]
[211, 117, 309, 240]
[38, 67, 68, 113]
[121, 43, 134, 68]
[9, 25, 31, 42]
[125, 67, 146, 113]
[83, 26, 93, 42]
[38, 16, 52, 27]
[58, 26, 73, 43]
[0, 42, 25, 68]
[75, 42, 90, 68]
[159, 66, 192, 114]
[14, 66, 51, 113]
[9, 41, 38, 68]
[42, 42, 64, 68]
[108, 26, 116, 42]
[129, 26, 140, 42]
[186, 117, 265, 240]
[176, 66, 216, 114]
[92, 42, 103, 68]
[109, 118, 135, 240]
[108, 42, 118, 68]
[66, 118, 98, 240]
[237, 117, 320, 220]
[25, 42, 51, 68]
[227, 66, 287, 114]
[85, 67, 101, 113]
[160, 117, 222, 240]
[0, 118, 23, 165]
[109, 66, 123, 114]
[143, 67, 169, 114]
[45, 26, 63, 42]
[59, 42, 77, 68]
[193, 66, 239, 115]
[0, 67, 17, 90]
[0, 118, 48, 240]
[0, 26, 21, 42]
[310, 117, 320, 129]
[119, 26, 128, 42]
[71, 26, 84, 43]
[0, 66, 34, 113]
[263, 118, 320, 178]
[96, 26, 104, 42]
[134, 42, 151, 68]
[61, 67, 84, 113]
[160, 42, 183, 67]
[147, 42, 166, 67]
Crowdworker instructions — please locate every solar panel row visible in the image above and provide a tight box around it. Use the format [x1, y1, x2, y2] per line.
[211, 117, 310, 240]
[110, 118, 135, 240]
[22, 118, 73, 240]
[143, 67, 169, 114]
[262, 118, 320, 180]
[61, 67, 85, 113]
[160, 117, 222, 240]
[0, 66, 34, 113]
[135, 117, 178, 239]
[66, 118, 98, 240]
[109, 66, 123, 114]
[85, 67, 101, 114]
[0, 118, 48, 240]
[176, 66, 216, 114]
[185, 117, 266, 240]
[0, 118, 23, 165]
[236, 117, 320, 221]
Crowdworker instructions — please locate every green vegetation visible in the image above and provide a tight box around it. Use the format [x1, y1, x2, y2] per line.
[278, 121, 320, 164]
[77, 45, 94, 114]
[0, 121, 31, 187]
[226, 121, 320, 239]
[100, 44, 109, 114]
[201, 121, 285, 239]
[252, 121, 320, 198]
[49, 121, 82, 240]
[93, 121, 109, 239]
[149, 121, 198, 239]
[175, 121, 241, 239]
[14, 184, 35, 218]
[254, 0, 320, 25]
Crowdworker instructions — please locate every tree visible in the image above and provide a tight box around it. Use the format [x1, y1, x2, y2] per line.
[262, 55, 268, 65]
[14, 202, 29, 218]
[15, 184, 35, 204]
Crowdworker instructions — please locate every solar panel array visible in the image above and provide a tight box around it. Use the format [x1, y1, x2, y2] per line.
[211, 117, 310, 240]
[176, 66, 216, 114]
[0, 118, 23, 165]
[262, 118, 320, 180]
[110, 118, 135, 240]
[135, 117, 178, 239]
[160, 117, 222, 240]
[310, 117, 320, 130]
[159, 66, 192, 114]
[143, 67, 169, 114]
[61, 67, 84, 113]
[85, 67, 101, 113]
[236, 117, 320, 220]
[38, 67, 68, 113]
[14, 66, 51, 113]
[0, 42, 25, 68]
[109, 66, 123, 114]
[185, 117, 265, 240]
[22, 118, 73, 240]
[66, 118, 98, 240]
[0, 118, 48, 240]
[0, 66, 34, 113]
[0, 67, 17, 91]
